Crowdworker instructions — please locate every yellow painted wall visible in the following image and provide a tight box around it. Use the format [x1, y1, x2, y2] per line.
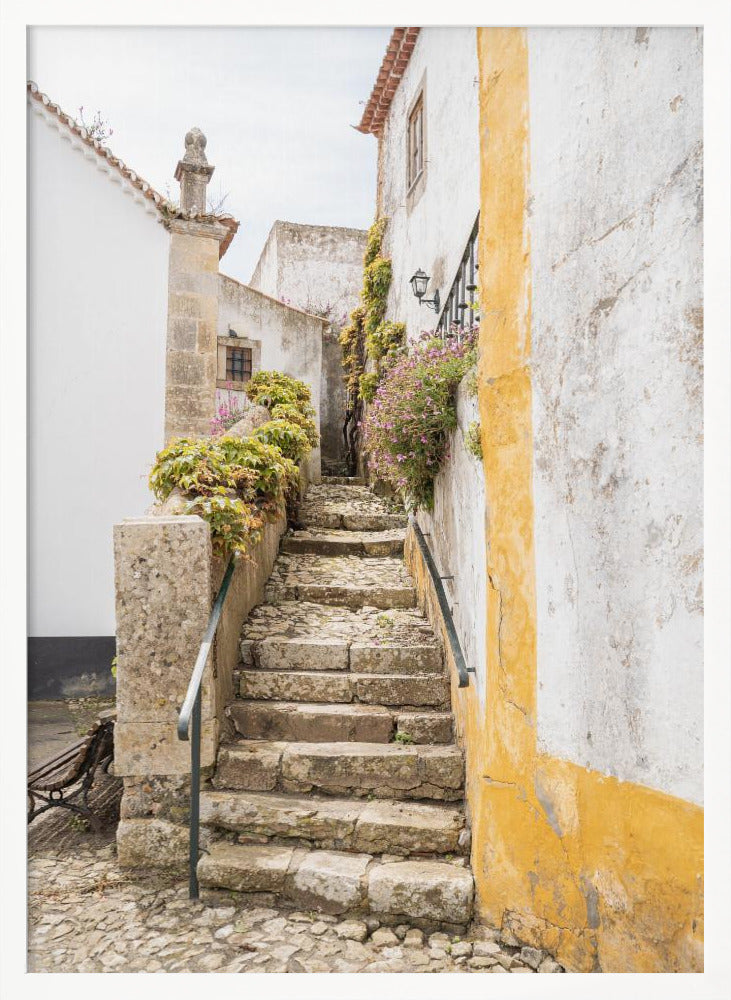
[407, 26, 703, 973]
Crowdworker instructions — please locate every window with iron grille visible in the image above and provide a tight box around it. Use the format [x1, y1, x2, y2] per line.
[225, 346, 252, 382]
[407, 95, 424, 188]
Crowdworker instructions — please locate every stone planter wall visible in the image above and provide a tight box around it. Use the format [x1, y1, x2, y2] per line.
[113, 501, 292, 868]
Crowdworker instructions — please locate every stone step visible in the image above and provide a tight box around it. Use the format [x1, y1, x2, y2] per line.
[200, 790, 466, 855]
[227, 700, 454, 744]
[213, 740, 464, 801]
[238, 670, 451, 708]
[321, 476, 366, 486]
[197, 842, 474, 925]
[298, 483, 406, 533]
[241, 634, 443, 675]
[281, 528, 405, 557]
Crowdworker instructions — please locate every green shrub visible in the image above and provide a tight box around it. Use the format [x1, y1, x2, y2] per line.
[366, 320, 406, 363]
[464, 421, 483, 460]
[244, 370, 312, 409]
[184, 494, 264, 555]
[253, 418, 312, 463]
[270, 402, 319, 447]
[358, 371, 380, 403]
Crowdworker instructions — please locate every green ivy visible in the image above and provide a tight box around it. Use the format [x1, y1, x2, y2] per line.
[464, 420, 483, 460]
[253, 418, 312, 463]
[358, 371, 380, 403]
[244, 370, 312, 409]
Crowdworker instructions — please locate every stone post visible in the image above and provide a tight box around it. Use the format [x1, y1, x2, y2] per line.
[164, 128, 228, 442]
[114, 514, 218, 866]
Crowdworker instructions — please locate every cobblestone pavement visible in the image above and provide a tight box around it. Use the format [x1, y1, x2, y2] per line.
[28, 827, 564, 973]
[242, 601, 437, 648]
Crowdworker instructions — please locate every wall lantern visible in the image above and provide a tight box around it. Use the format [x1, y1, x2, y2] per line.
[409, 269, 440, 312]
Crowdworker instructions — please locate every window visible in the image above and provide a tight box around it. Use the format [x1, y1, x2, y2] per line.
[225, 346, 252, 382]
[407, 95, 424, 188]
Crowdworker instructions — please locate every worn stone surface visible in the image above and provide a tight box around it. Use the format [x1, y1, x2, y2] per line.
[116, 818, 189, 868]
[265, 553, 416, 609]
[200, 790, 465, 855]
[253, 636, 350, 672]
[281, 528, 405, 557]
[299, 483, 406, 532]
[238, 669, 449, 708]
[198, 843, 294, 893]
[27, 826, 566, 973]
[368, 861, 475, 924]
[287, 850, 370, 914]
[242, 600, 439, 650]
[397, 712, 453, 744]
[228, 700, 395, 743]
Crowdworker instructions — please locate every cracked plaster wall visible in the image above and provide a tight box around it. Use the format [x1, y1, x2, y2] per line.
[527, 27, 703, 803]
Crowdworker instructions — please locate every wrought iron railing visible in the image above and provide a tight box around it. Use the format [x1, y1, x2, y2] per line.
[177, 552, 237, 900]
[409, 516, 473, 688]
[437, 214, 480, 337]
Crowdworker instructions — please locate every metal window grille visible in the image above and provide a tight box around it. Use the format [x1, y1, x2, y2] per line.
[408, 97, 424, 188]
[226, 346, 252, 382]
[437, 214, 480, 339]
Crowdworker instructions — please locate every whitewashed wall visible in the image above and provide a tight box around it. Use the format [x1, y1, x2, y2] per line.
[28, 102, 169, 643]
[377, 28, 480, 342]
[528, 27, 703, 803]
[417, 381, 487, 703]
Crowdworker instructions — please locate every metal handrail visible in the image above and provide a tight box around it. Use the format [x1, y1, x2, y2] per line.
[177, 552, 237, 899]
[409, 516, 473, 688]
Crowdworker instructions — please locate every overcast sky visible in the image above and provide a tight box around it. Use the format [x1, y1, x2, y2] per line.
[28, 26, 392, 280]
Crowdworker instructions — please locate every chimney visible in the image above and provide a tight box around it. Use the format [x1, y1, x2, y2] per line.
[174, 127, 214, 215]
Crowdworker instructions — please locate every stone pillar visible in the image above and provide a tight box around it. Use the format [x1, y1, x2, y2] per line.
[164, 128, 228, 442]
[114, 514, 218, 866]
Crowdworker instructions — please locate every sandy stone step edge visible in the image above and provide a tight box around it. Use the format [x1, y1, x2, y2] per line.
[320, 476, 366, 486]
[237, 669, 452, 710]
[300, 513, 407, 532]
[281, 532, 405, 557]
[197, 842, 474, 925]
[240, 637, 444, 676]
[227, 700, 454, 745]
[200, 788, 466, 855]
[213, 740, 464, 802]
[265, 582, 417, 610]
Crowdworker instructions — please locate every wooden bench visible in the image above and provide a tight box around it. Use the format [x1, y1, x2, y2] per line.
[27, 710, 115, 833]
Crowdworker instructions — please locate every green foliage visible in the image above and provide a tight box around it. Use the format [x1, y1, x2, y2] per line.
[358, 371, 380, 404]
[149, 427, 300, 555]
[244, 370, 312, 409]
[364, 217, 388, 267]
[394, 731, 414, 745]
[340, 218, 394, 405]
[110, 655, 117, 680]
[366, 320, 406, 364]
[253, 418, 312, 463]
[184, 494, 264, 555]
[464, 366, 479, 398]
[340, 305, 366, 398]
[464, 420, 483, 460]
[270, 402, 319, 447]
[364, 333, 478, 510]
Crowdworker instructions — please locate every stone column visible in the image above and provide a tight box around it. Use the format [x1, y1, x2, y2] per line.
[164, 128, 228, 442]
[114, 514, 218, 866]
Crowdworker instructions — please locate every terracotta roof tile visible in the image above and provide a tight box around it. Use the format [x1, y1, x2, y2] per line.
[356, 27, 421, 136]
[27, 81, 239, 258]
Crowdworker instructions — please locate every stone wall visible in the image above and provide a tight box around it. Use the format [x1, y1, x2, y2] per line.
[249, 221, 368, 468]
[114, 512, 286, 867]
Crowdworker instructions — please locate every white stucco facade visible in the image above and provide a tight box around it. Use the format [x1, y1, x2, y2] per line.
[527, 27, 703, 804]
[417, 381, 488, 705]
[376, 27, 480, 342]
[28, 99, 170, 642]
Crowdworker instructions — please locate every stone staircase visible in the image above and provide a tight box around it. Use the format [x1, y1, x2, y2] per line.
[197, 478, 475, 930]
